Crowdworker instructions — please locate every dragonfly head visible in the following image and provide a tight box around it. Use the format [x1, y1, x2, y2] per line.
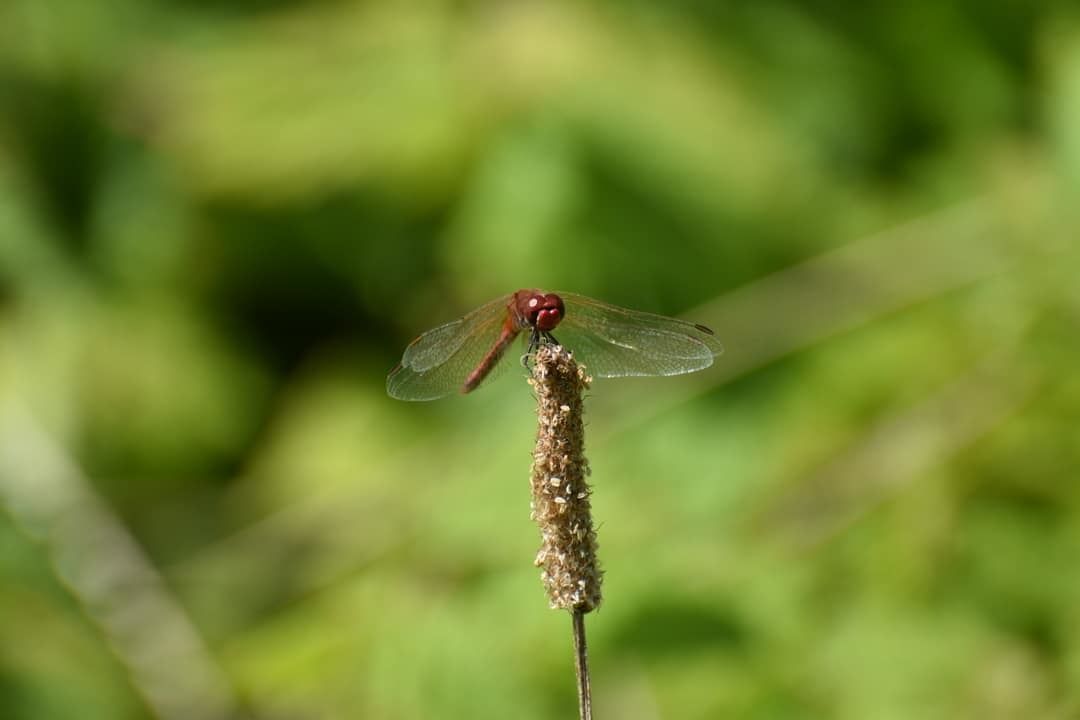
[525, 293, 565, 332]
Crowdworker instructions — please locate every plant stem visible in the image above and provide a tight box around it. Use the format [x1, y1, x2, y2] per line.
[572, 609, 592, 720]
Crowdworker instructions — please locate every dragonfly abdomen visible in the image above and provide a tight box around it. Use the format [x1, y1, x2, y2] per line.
[462, 320, 521, 394]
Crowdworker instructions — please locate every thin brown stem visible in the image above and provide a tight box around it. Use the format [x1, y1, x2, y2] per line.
[571, 609, 592, 720]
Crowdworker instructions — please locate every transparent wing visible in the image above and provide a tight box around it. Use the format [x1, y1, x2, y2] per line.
[387, 294, 513, 401]
[555, 292, 722, 378]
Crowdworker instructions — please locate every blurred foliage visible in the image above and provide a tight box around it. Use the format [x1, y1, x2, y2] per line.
[2, 0, 1080, 718]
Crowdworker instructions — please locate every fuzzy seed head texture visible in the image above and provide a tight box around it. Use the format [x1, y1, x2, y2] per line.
[528, 344, 602, 612]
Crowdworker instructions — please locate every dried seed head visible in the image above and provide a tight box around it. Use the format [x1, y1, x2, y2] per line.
[528, 344, 602, 612]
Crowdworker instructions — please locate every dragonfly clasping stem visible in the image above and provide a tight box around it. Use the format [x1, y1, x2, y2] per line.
[523, 330, 561, 371]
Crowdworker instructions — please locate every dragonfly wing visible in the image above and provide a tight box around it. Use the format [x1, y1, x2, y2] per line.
[387, 295, 511, 401]
[557, 292, 722, 378]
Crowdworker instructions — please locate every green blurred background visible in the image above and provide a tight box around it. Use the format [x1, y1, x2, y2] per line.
[2, 1, 1080, 718]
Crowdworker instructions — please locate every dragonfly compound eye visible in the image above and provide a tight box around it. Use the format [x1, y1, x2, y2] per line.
[533, 294, 565, 332]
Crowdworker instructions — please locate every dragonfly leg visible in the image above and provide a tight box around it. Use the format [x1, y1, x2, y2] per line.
[522, 329, 564, 371]
[522, 328, 542, 370]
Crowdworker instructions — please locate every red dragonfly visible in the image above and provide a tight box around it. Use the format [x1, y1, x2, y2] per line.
[387, 289, 722, 401]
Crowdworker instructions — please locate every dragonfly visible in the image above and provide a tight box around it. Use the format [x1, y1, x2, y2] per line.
[386, 289, 722, 401]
